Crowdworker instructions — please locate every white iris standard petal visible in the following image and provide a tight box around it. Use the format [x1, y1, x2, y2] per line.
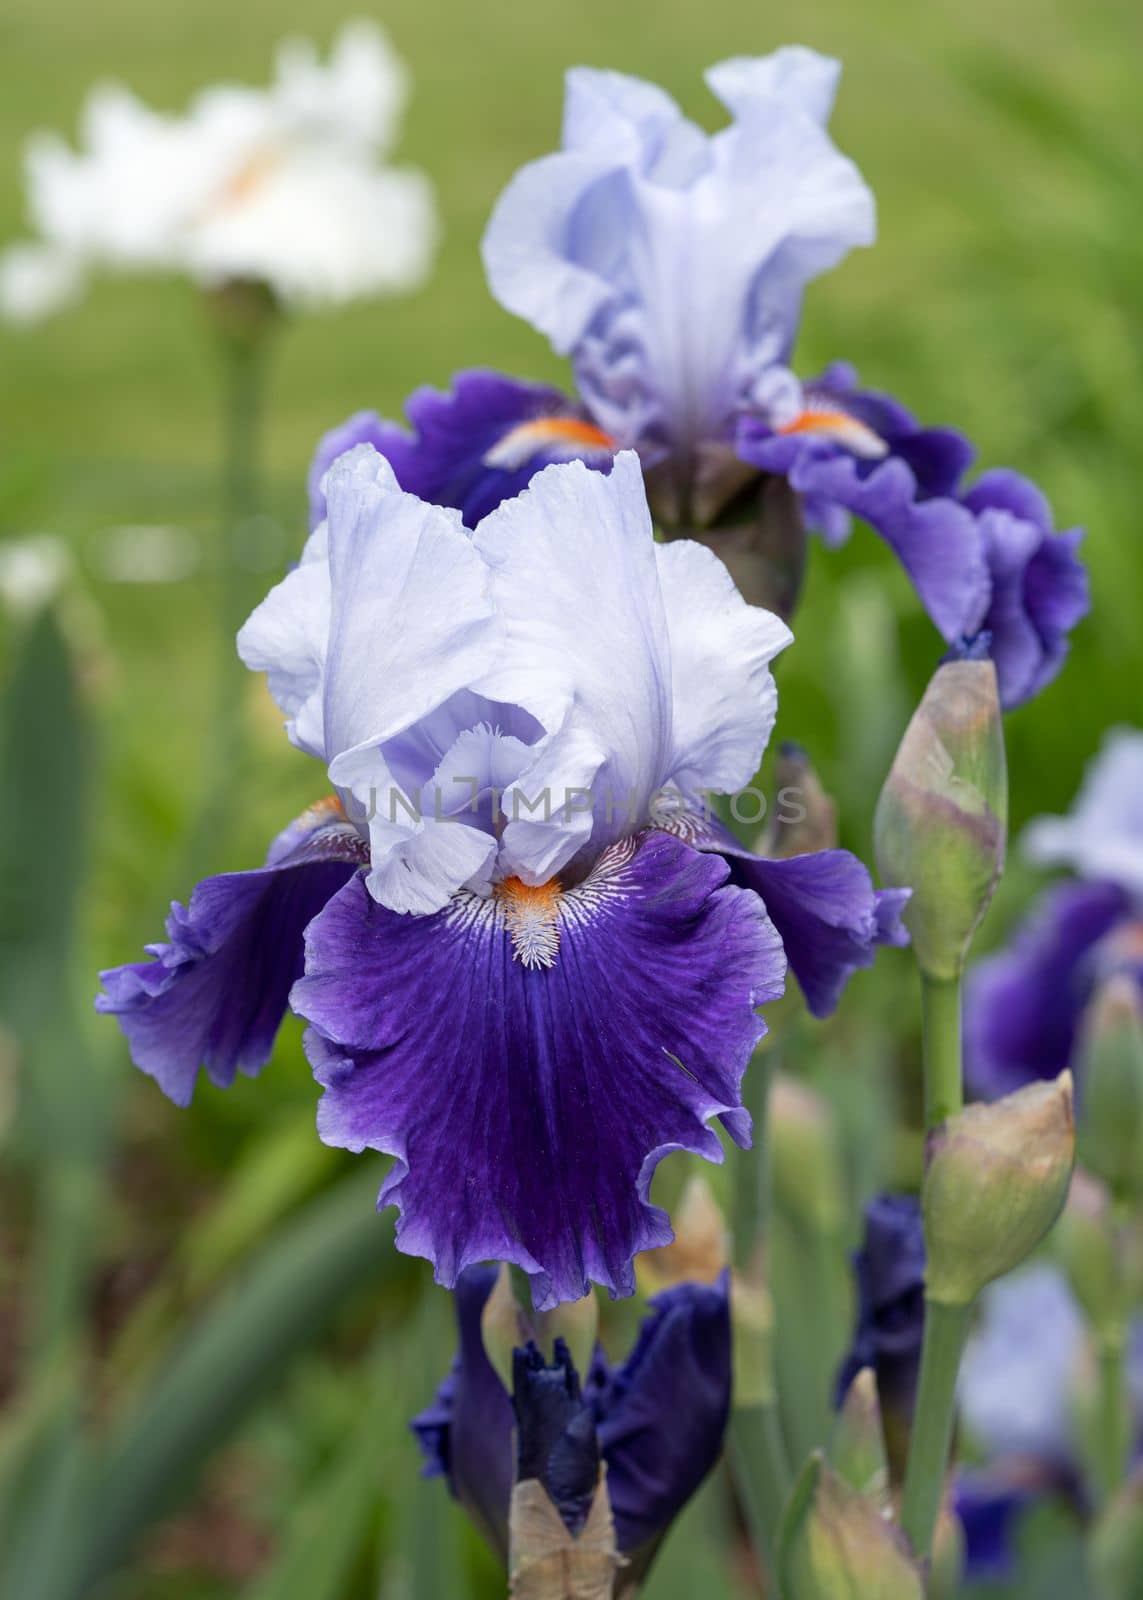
[482, 46, 874, 515]
[241, 446, 789, 921]
[1023, 728, 1143, 899]
[238, 521, 330, 759]
[655, 539, 792, 800]
[472, 451, 674, 884]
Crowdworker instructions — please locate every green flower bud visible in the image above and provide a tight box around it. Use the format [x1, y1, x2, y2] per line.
[732, 1270, 777, 1409]
[1055, 1168, 1125, 1343]
[923, 1074, 1075, 1306]
[480, 1263, 532, 1393]
[769, 1075, 845, 1236]
[761, 742, 840, 859]
[778, 1452, 924, 1600]
[830, 1368, 888, 1500]
[874, 655, 1007, 981]
[481, 1265, 599, 1394]
[1077, 975, 1143, 1201]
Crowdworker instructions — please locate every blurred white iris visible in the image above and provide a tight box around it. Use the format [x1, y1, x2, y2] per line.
[0, 20, 438, 321]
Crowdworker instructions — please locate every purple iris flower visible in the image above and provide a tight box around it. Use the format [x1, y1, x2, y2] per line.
[955, 1265, 1108, 1579]
[99, 445, 903, 1308]
[474, 50, 1087, 709]
[966, 730, 1143, 1100]
[411, 1264, 732, 1583]
[835, 1193, 926, 1476]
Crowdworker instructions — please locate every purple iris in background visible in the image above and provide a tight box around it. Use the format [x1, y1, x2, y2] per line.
[99, 445, 904, 1308]
[411, 1265, 732, 1586]
[835, 1192, 926, 1479]
[316, 48, 1087, 708]
[954, 1264, 1139, 1579]
[966, 729, 1143, 1100]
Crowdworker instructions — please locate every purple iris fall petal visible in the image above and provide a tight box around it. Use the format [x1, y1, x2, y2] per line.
[836, 1193, 926, 1476]
[96, 802, 364, 1107]
[307, 369, 614, 530]
[409, 1267, 732, 1568]
[683, 814, 909, 1019]
[963, 470, 1091, 710]
[737, 368, 1089, 707]
[953, 1474, 1035, 1581]
[293, 830, 785, 1308]
[964, 879, 1131, 1101]
[737, 386, 991, 645]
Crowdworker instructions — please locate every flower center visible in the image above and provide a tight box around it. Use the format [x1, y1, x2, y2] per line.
[210, 145, 284, 214]
[483, 417, 616, 472]
[495, 875, 563, 969]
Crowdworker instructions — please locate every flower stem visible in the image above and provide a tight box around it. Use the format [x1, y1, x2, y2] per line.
[921, 973, 963, 1130]
[178, 315, 272, 888]
[731, 1401, 792, 1577]
[1093, 1335, 1130, 1506]
[900, 1297, 973, 1561]
[731, 1049, 793, 1576]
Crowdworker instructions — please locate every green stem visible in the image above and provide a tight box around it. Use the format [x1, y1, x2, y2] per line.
[920, 974, 963, 1129]
[731, 1403, 792, 1578]
[177, 328, 270, 888]
[1093, 1336, 1130, 1506]
[900, 1298, 973, 1561]
[736, 1049, 774, 1262]
[731, 1049, 793, 1577]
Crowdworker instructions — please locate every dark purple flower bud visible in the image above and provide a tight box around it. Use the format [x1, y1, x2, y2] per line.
[836, 1194, 926, 1481]
[513, 1341, 601, 1537]
[410, 1269, 732, 1577]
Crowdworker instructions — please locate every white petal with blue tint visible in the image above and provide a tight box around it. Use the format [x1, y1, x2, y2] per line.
[655, 539, 792, 799]
[237, 521, 331, 759]
[482, 48, 874, 521]
[1023, 728, 1143, 899]
[473, 452, 674, 884]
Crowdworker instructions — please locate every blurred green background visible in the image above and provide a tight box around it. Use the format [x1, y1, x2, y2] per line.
[0, 0, 1140, 1593]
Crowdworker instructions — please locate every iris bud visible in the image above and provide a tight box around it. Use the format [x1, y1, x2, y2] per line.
[481, 1266, 599, 1396]
[1055, 1168, 1124, 1343]
[762, 742, 840, 858]
[509, 1342, 623, 1599]
[874, 652, 1007, 981]
[923, 1074, 1075, 1307]
[1076, 974, 1143, 1201]
[638, 1175, 730, 1294]
[732, 1272, 777, 1409]
[831, 1367, 888, 1499]
[778, 1451, 923, 1599]
[770, 1074, 845, 1236]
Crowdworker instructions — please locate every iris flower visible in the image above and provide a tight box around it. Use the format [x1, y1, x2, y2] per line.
[0, 21, 436, 318]
[319, 47, 1086, 709]
[99, 446, 903, 1307]
[411, 1265, 732, 1588]
[954, 1264, 1143, 1579]
[966, 729, 1143, 1100]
